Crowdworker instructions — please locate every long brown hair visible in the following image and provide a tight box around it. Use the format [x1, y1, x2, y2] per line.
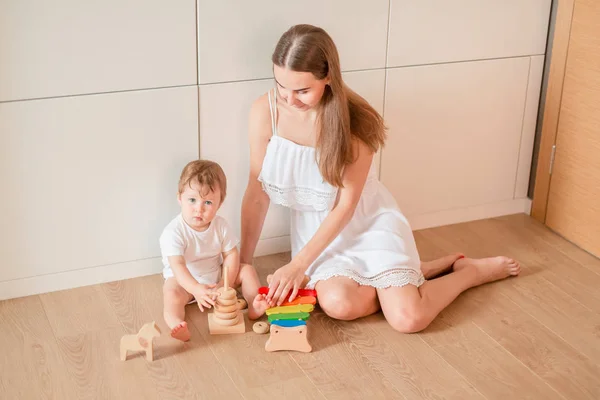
[272, 24, 386, 187]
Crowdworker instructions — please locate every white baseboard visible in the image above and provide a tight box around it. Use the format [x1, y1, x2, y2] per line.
[0, 257, 163, 301]
[254, 235, 291, 257]
[1, 199, 531, 301]
[0, 236, 292, 301]
[523, 198, 532, 215]
[409, 198, 532, 231]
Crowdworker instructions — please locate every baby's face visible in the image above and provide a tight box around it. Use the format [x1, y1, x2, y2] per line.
[178, 182, 222, 232]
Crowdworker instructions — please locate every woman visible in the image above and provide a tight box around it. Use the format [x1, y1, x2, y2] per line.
[240, 24, 520, 333]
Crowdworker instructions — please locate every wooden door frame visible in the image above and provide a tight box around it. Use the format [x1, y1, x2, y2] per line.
[531, 0, 576, 222]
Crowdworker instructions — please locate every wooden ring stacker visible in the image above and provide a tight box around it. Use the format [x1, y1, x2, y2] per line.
[217, 288, 237, 303]
[217, 297, 237, 306]
[214, 309, 238, 320]
[216, 303, 238, 313]
[216, 314, 239, 326]
[218, 287, 237, 298]
[208, 264, 246, 334]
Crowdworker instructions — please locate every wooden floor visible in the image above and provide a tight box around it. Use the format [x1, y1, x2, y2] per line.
[1, 214, 599, 399]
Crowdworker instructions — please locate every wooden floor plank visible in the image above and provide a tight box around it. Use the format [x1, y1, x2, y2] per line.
[473, 291, 600, 399]
[287, 310, 404, 400]
[442, 218, 600, 362]
[2, 214, 599, 399]
[189, 305, 326, 400]
[420, 302, 565, 400]
[56, 327, 163, 400]
[39, 285, 122, 337]
[361, 315, 484, 400]
[498, 214, 600, 275]
[418, 218, 600, 399]
[502, 275, 600, 359]
[471, 216, 600, 313]
[0, 296, 79, 399]
[243, 376, 326, 400]
[41, 283, 180, 399]
[103, 275, 244, 400]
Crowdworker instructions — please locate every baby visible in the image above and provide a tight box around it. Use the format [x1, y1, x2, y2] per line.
[160, 160, 267, 341]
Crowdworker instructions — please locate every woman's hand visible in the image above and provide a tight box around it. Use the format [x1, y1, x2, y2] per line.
[267, 261, 308, 306]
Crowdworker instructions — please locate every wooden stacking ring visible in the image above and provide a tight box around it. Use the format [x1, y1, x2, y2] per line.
[253, 321, 269, 334]
[218, 287, 237, 300]
[217, 297, 237, 306]
[216, 303, 238, 313]
[215, 314, 239, 326]
[237, 298, 248, 310]
[214, 309, 238, 320]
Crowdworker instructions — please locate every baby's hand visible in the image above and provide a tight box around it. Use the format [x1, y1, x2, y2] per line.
[193, 283, 218, 312]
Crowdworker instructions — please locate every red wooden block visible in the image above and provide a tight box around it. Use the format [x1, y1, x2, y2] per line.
[258, 287, 317, 299]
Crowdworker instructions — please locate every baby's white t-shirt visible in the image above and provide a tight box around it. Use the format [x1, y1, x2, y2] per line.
[159, 214, 239, 284]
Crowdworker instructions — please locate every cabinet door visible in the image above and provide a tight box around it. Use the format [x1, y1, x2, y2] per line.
[381, 58, 529, 218]
[545, 0, 600, 257]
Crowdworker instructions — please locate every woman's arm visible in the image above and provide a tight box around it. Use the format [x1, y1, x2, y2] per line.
[267, 139, 374, 305]
[221, 247, 240, 288]
[240, 96, 272, 264]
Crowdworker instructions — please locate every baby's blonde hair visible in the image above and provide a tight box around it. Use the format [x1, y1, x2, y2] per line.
[178, 160, 227, 203]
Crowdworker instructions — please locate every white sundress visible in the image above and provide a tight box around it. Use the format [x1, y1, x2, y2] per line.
[258, 89, 425, 290]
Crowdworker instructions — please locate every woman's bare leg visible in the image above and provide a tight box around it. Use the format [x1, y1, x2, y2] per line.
[378, 256, 520, 333]
[315, 277, 380, 320]
[453, 256, 520, 276]
[420, 253, 464, 279]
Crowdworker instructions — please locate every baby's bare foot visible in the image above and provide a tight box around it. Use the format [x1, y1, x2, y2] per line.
[248, 294, 269, 320]
[455, 256, 521, 285]
[170, 321, 191, 342]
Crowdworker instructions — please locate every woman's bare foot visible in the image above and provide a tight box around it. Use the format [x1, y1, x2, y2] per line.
[454, 256, 521, 286]
[421, 253, 465, 279]
[170, 321, 191, 342]
[248, 294, 269, 320]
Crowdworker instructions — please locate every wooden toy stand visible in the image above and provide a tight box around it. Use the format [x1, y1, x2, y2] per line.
[260, 287, 317, 353]
[208, 265, 246, 334]
[265, 323, 312, 352]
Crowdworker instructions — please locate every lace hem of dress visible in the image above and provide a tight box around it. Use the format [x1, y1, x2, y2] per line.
[259, 180, 337, 211]
[305, 267, 425, 289]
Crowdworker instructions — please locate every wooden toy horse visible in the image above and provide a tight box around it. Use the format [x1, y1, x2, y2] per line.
[120, 321, 162, 361]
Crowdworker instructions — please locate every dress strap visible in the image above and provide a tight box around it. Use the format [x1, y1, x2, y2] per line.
[267, 88, 278, 136]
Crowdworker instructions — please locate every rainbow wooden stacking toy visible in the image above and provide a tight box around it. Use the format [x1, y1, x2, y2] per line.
[258, 287, 317, 352]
